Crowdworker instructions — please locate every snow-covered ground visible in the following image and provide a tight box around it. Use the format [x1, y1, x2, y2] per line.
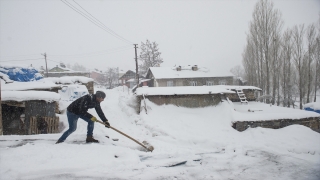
[1, 87, 320, 180]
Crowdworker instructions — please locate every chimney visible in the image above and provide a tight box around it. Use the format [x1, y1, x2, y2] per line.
[176, 66, 181, 71]
[192, 65, 198, 71]
[60, 62, 66, 68]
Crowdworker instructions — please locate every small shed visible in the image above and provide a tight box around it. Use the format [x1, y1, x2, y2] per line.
[1, 91, 60, 135]
[135, 86, 235, 113]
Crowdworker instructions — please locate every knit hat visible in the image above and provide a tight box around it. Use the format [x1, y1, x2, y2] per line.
[95, 91, 106, 98]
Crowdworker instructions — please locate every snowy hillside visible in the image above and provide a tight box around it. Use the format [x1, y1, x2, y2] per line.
[0, 86, 319, 180]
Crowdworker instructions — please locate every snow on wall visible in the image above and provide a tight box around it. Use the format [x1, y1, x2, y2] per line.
[2, 91, 60, 102]
[135, 86, 235, 96]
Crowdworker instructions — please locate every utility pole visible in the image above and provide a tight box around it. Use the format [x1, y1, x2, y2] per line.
[134, 44, 139, 88]
[42, 53, 48, 77]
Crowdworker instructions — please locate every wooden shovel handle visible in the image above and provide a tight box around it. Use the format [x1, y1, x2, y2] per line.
[95, 119, 150, 151]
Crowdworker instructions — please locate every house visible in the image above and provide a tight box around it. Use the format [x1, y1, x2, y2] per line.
[146, 65, 234, 87]
[90, 70, 105, 85]
[119, 70, 144, 88]
[47, 63, 90, 78]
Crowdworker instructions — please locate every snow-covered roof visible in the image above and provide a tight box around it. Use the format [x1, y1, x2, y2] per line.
[1, 80, 61, 91]
[135, 86, 235, 96]
[0, 72, 14, 83]
[222, 85, 262, 91]
[126, 79, 150, 83]
[148, 66, 234, 79]
[50, 66, 74, 72]
[43, 76, 93, 84]
[2, 91, 60, 102]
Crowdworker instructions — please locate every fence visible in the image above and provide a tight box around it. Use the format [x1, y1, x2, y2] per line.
[29, 116, 59, 134]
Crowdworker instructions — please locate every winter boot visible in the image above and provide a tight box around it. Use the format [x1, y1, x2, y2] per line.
[86, 136, 99, 143]
[55, 140, 63, 144]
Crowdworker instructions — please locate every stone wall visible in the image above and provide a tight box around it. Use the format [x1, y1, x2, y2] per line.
[232, 117, 320, 133]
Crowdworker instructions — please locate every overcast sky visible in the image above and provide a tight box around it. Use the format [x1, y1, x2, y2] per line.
[0, 0, 319, 74]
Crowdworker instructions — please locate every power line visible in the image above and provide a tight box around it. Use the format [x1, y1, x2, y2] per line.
[50, 45, 132, 57]
[0, 58, 43, 62]
[0, 54, 40, 58]
[61, 0, 133, 44]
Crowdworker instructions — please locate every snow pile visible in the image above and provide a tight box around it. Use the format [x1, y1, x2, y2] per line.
[0, 86, 319, 180]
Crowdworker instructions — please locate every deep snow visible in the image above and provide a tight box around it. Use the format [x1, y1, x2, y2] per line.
[0, 86, 319, 180]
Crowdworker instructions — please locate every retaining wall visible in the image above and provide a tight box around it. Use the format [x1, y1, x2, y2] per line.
[232, 117, 320, 133]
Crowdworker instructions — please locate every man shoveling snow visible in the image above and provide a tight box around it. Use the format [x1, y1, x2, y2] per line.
[56, 91, 110, 144]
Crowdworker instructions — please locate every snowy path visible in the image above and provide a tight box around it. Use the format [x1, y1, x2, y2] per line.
[1, 87, 320, 180]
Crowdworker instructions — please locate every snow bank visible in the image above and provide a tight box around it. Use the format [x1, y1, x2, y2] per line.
[2, 91, 60, 102]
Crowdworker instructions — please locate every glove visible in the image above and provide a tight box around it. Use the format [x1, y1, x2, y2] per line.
[104, 121, 110, 128]
[90, 116, 98, 122]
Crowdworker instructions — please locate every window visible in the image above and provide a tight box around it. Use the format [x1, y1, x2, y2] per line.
[167, 81, 173, 87]
[219, 80, 226, 85]
[190, 81, 197, 86]
[206, 81, 214, 86]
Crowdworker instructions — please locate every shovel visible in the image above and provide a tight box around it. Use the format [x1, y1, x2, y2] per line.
[95, 119, 154, 152]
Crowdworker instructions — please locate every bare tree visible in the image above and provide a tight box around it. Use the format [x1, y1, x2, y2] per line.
[71, 63, 87, 71]
[292, 24, 307, 109]
[243, 0, 283, 103]
[139, 40, 163, 74]
[314, 15, 320, 102]
[305, 24, 316, 103]
[105, 67, 119, 89]
[315, 36, 320, 102]
[280, 28, 293, 107]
